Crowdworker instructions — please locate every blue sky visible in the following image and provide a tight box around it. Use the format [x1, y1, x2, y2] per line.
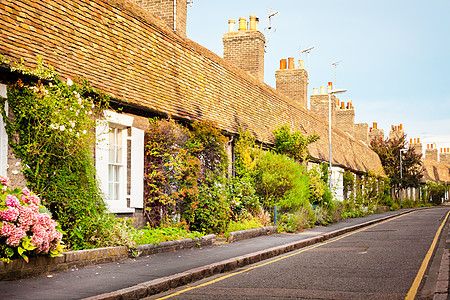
[186, 0, 450, 153]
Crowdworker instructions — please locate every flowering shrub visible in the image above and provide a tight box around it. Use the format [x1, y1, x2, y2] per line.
[0, 176, 64, 263]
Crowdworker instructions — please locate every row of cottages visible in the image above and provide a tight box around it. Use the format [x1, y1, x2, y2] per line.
[0, 0, 385, 226]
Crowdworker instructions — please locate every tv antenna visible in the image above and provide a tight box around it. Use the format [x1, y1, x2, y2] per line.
[264, 9, 278, 49]
[301, 46, 315, 80]
[331, 60, 343, 88]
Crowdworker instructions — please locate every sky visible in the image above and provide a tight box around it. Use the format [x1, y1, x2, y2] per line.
[185, 0, 450, 154]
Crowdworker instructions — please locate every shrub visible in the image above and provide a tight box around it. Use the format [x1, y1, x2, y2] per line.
[279, 207, 312, 233]
[0, 176, 64, 263]
[272, 124, 319, 162]
[255, 151, 310, 210]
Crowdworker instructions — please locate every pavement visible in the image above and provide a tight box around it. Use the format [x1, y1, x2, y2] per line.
[0, 207, 448, 300]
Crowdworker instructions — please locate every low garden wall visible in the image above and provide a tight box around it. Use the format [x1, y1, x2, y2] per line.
[0, 227, 276, 280]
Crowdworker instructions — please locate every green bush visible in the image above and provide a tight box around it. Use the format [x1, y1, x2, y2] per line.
[255, 151, 310, 210]
[279, 207, 313, 233]
[133, 224, 202, 245]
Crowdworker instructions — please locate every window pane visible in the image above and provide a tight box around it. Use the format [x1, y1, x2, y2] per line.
[116, 146, 122, 164]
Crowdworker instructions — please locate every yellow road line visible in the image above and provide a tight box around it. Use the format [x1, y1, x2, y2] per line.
[155, 213, 412, 300]
[405, 210, 450, 300]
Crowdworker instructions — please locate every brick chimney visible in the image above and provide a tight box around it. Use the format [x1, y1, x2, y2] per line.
[354, 123, 369, 145]
[440, 148, 450, 165]
[388, 123, 405, 140]
[223, 15, 266, 82]
[425, 143, 438, 161]
[368, 122, 384, 143]
[310, 82, 336, 125]
[131, 0, 188, 36]
[335, 99, 355, 136]
[275, 58, 308, 108]
[410, 138, 423, 157]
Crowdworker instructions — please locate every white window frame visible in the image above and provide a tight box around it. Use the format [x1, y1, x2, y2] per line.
[0, 84, 8, 177]
[96, 110, 145, 213]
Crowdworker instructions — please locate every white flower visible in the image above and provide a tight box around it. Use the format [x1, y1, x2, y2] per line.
[12, 170, 19, 175]
[59, 125, 66, 131]
[15, 161, 21, 167]
[91, 103, 95, 108]
[76, 132, 80, 137]
[82, 130, 87, 135]
[88, 111, 92, 115]
[69, 121, 75, 128]
[67, 78, 73, 86]
[49, 124, 58, 130]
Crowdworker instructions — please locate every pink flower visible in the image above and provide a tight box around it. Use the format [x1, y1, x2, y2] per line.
[0, 176, 11, 187]
[6, 227, 26, 247]
[18, 206, 38, 226]
[29, 194, 40, 206]
[22, 188, 31, 196]
[1, 207, 19, 222]
[5, 194, 20, 208]
[1, 222, 15, 237]
[21, 194, 30, 204]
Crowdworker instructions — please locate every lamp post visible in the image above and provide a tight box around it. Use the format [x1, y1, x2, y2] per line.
[328, 87, 347, 193]
[399, 148, 408, 204]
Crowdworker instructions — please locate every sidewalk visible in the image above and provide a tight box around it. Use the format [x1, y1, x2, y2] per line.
[0, 208, 446, 299]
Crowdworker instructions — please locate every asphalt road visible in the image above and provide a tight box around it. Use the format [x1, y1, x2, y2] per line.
[150, 207, 450, 300]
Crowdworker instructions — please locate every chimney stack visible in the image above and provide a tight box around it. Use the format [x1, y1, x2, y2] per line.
[369, 121, 384, 142]
[131, 0, 188, 36]
[410, 137, 423, 157]
[425, 142, 438, 161]
[223, 15, 265, 82]
[275, 56, 308, 108]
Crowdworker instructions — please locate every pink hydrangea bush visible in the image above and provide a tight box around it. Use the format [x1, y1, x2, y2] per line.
[0, 176, 64, 263]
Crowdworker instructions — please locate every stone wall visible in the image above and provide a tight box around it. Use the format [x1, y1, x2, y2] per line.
[0, 0, 383, 174]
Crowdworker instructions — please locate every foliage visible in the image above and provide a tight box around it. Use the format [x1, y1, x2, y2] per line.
[0, 59, 134, 250]
[421, 181, 448, 205]
[308, 165, 332, 206]
[228, 177, 262, 220]
[0, 55, 57, 81]
[227, 218, 265, 233]
[255, 151, 310, 210]
[278, 207, 313, 233]
[0, 176, 63, 263]
[341, 171, 392, 218]
[370, 135, 423, 196]
[234, 127, 262, 179]
[272, 124, 319, 162]
[133, 222, 202, 245]
[144, 119, 230, 233]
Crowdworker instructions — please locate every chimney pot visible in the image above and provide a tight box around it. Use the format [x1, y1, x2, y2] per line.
[279, 59, 287, 70]
[410, 138, 413, 143]
[373, 122, 377, 129]
[238, 17, 247, 31]
[391, 125, 394, 131]
[328, 82, 333, 92]
[418, 138, 420, 143]
[298, 59, 304, 69]
[249, 15, 257, 31]
[313, 87, 318, 95]
[228, 19, 236, 32]
[288, 57, 295, 69]
[370, 127, 372, 132]
[341, 102, 345, 109]
[320, 86, 326, 95]
[427, 144, 430, 149]
[399, 124, 403, 130]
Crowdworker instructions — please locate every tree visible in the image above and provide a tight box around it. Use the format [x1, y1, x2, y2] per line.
[370, 135, 423, 198]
